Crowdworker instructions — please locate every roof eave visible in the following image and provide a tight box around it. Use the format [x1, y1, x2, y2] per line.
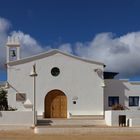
[7, 49, 105, 66]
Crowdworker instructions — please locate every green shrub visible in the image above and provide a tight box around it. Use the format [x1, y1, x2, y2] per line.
[112, 104, 125, 110]
[0, 88, 8, 111]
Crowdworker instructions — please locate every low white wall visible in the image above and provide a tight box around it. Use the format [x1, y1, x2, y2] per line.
[105, 111, 112, 126]
[105, 110, 140, 126]
[0, 111, 33, 125]
[129, 118, 140, 127]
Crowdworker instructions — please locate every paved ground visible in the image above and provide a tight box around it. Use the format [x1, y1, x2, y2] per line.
[1, 118, 140, 139]
[1, 130, 140, 140]
[35, 125, 140, 134]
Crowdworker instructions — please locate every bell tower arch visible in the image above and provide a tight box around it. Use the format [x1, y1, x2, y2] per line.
[6, 36, 20, 63]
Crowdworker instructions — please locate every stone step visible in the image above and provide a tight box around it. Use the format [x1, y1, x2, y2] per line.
[37, 118, 106, 126]
[70, 115, 104, 120]
[37, 115, 104, 120]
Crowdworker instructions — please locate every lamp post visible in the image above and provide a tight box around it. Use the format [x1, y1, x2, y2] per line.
[30, 64, 38, 127]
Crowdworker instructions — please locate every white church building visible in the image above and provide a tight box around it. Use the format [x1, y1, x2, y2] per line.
[1, 37, 140, 127]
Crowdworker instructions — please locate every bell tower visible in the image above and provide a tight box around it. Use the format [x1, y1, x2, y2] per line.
[6, 36, 20, 63]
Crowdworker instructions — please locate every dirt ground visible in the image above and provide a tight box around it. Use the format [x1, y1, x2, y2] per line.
[1, 130, 140, 140]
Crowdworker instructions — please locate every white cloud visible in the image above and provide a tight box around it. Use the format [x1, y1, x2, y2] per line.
[0, 17, 10, 33]
[11, 31, 45, 58]
[0, 17, 140, 79]
[75, 32, 140, 78]
[0, 17, 10, 70]
[58, 43, 73, 54]
[0, 17, 50, 70]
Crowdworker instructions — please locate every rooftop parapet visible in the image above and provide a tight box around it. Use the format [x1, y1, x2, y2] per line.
[6, 36, 20, 47]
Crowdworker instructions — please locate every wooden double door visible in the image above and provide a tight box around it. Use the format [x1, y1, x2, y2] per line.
[44, 90, 67, 118]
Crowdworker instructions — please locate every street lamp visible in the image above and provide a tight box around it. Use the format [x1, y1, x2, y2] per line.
[30, 63, 38, 127]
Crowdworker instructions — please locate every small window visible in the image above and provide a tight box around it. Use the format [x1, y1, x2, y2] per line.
[16, 93, 26, 102]
[108, 96, 119, 107]
[129, 96, 139, 106]
[51, 67, 60, 76]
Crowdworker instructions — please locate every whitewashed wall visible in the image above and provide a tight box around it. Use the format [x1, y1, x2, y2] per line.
[104, 79, 140, 110]
[0, 111, 33, 125]
[129, 118, 140, 127]
[7, 52, 104, 116]
[105, 110, 140, 126]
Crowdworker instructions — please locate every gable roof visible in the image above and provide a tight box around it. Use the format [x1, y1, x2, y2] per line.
[7, 49, 105, 66]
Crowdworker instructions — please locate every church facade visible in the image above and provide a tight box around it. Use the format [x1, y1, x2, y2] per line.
[4, 37, 140, 120]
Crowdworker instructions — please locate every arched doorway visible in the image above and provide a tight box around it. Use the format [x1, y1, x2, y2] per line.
[44, 90, 67, 118]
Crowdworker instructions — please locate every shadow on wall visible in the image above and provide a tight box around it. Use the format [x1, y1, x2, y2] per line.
[37, 119, 53, 126]
[0, 112, 2, 117]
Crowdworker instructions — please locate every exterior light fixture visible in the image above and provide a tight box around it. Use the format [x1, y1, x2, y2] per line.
[5, 81, 10, 89]
[94, 68, 105, 87]
[94, 68, 102, 73]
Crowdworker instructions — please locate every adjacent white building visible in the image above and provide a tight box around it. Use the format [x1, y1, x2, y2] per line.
[104, 79, 140, 111]
[1, 37, 140, 126]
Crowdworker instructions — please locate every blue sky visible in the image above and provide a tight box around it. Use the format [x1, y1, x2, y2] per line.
[0, 0, 140, 81]
[1, 0, 140, 44]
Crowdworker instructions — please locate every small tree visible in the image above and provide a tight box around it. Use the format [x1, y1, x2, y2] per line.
[0, 88, 8, 111]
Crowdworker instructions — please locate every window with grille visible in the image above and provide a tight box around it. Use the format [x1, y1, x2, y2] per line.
[108, 96, 119, 107]
[129, 96, 139, 106]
